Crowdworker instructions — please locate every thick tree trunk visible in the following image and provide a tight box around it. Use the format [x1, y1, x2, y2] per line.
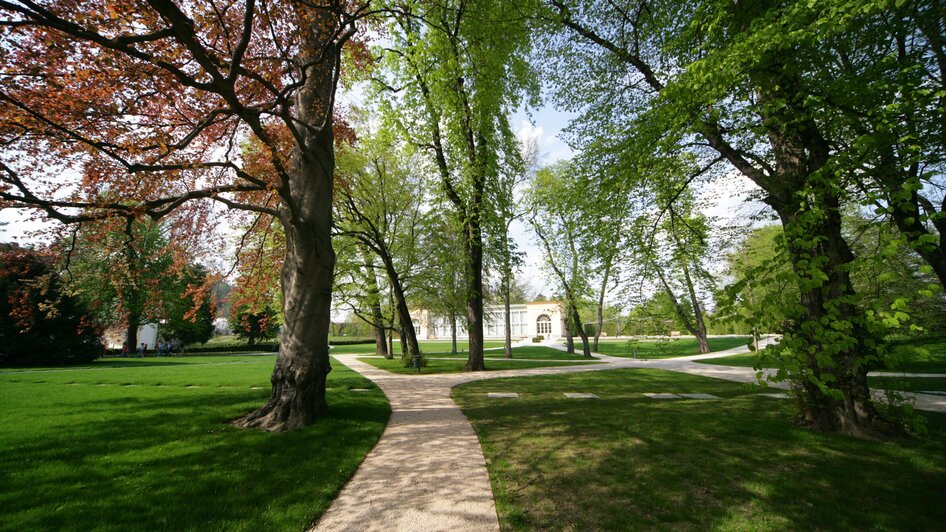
[234, 7, 337, 432]
[372, 308, 388, 357]
[125, 315, 139, 357]
[464, 223, 486, 371]
[681, 262, 710, 353]
[775, 198, 879, 436]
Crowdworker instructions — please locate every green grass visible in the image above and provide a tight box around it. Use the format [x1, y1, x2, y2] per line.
[697, 334, 946, 374]
[329, 339, 505, 355]
[593, 336, 752, 358]
[869, 377, 946, 393]
[453, 369, 946, 531]
[0, 355, 389, 530]
[357, 355, 602, 375]
[697, 351, 771, 368]
[434, 345, 593, 360]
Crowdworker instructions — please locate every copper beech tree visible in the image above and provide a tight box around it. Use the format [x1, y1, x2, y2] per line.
[0, 0, 371, 431]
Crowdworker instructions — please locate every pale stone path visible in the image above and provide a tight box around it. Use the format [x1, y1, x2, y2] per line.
[314, 339, 946, 531]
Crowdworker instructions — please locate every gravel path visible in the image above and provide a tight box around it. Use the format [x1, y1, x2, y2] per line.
[313, 339, 945, 531]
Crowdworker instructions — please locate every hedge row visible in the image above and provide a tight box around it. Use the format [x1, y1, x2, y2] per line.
[180, 337, 374, 354]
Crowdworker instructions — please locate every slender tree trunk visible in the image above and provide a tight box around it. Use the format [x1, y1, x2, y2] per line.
[565, 328, 574, 353]
[681, 262, 710, 353]
[450, 312, 458, 354]
[378, 253, 420, 363]
[503, 271, 512, 359]
[748, 283, 760, 351]
[594, 261, 612, 352]
[387, 329, 394, 360]
[234, 8, 336, 432]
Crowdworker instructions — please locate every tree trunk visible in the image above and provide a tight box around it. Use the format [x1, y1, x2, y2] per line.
[361, 254, 388, 357]
[234, 7, 337, 432]
[565, 328, 574, 353]
[774, 195, 879, 436]
[450, 312, 458, 354]
[125, 315, 139, 357]
[377, 250, 420, 363]
[464, 223, 486, 371]
[503, 271, 512, 359]
[681, 262, 710, 353]
[594, 261, 612, 352]
[570, 303, 592, 358]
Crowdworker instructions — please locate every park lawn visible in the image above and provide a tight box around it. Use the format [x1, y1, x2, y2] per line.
[2, 353, 280, 372]
[0, 356, 389, 531]
[594, 336, 751, 358]
[453, 369, 946, 531]
[433, 345, 593, 360]
[330, 339, 505, 355]
[698, 335, 946, 374]
[356, 356, 602, 375]
[869, 377, 946, 393]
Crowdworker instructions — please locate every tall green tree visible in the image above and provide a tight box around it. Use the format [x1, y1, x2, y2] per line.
[540, 0, 918, 435]
[64, 218, 176, 351]
[373, 0, 539, 370]
[528, 161, 596, 358]
[335, 134, 430, 364]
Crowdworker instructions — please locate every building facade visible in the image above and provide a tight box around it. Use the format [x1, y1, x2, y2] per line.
[415, 301, 567, 341]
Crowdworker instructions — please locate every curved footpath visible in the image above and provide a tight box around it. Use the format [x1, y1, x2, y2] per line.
[313, 340, 946, 531]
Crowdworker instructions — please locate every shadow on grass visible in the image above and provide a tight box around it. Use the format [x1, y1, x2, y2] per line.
[455, 369, 946, 530]
[0, 378, 389, 530]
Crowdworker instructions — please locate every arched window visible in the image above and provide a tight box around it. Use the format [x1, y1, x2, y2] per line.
[536, 314, 552, 335]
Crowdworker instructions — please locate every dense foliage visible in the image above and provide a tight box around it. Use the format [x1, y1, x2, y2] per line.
[0, 245, 103, 366]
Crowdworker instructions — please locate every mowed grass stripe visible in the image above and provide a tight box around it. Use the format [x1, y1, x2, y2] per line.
[0, 355, 389, 531]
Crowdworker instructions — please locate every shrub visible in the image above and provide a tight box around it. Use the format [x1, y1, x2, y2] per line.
[0, 244, 104, 366]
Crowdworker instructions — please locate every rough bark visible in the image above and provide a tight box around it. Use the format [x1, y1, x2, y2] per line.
[125, 315, 139, 356]
[752, 63, 879, 436]
[233, 6, 337, 432]
[464, 222, 486, 371]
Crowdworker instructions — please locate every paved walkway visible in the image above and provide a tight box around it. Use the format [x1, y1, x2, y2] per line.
[313, 340, 946, 531]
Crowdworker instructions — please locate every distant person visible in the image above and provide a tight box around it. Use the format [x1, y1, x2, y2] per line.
[138, 343, 146, 358]
[121, 342, 128, 358]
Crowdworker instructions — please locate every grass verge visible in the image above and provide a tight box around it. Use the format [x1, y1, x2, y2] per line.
[453, 369, 946, 530]
[432, 346, 593, 360]
[594, 336, 751, 358]
[356, 355, 602, 375]
[329, 339, 505, 355]
[0, 355, 389, 530]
